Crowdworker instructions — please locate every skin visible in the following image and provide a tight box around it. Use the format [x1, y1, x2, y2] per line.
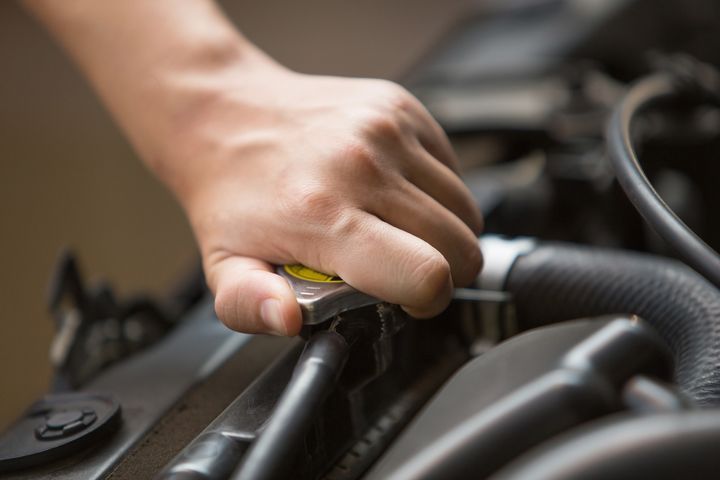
[22, 0, 484, 336]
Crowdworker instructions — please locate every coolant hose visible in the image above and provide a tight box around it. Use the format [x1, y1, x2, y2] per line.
[487, 239, 720, 406]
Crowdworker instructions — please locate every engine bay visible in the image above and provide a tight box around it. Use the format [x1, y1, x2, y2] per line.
[3, 0, 720, 478]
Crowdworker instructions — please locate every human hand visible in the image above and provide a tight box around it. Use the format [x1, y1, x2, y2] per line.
[165, 69, 483, 335]
[23, 0, 483, 336]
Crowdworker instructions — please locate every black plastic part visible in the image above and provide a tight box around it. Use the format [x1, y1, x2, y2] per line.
[0, 393, 121, 473]
[156, 342, 303, 480]
[47, 250, 176, 389]
[231, 331, 350, 480]
[2, 300, 272, 480]
[366, 317, 672, 480]
[159, 432, 248, 480]
[558, 316, 671, 386]
[158, 306, 466, 480]
[506, 242, 720, 406]
[622, 376, 691, 413]
[493, 412, 720, 480]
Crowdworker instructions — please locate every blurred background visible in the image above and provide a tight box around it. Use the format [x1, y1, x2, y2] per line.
[0, 0, 481, 431]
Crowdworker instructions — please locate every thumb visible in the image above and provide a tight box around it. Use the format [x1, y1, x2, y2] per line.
[206, 255, 302, 336]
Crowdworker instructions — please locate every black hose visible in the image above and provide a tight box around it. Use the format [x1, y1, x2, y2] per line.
[231, 331, 349, 480]
[606, 73, 720, 289]
[505, 243, 720, 406]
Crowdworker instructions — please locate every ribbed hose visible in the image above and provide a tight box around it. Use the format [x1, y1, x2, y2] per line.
[505, 243, 720, 406]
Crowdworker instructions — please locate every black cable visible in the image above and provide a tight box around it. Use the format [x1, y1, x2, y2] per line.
[606, 72, 720, 289]
[231, 330, 349, 480]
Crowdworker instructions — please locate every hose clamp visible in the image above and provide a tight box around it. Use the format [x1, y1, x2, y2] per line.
[478, 235, 537, 291]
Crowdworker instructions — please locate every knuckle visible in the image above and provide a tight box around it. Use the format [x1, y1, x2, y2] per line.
[342, 141, 383, 179]
[297, 188, 336, 214]
[390, 91, 414, 113]
[378, 80, 415, 111]
[286, 183, 340, 223]
[374, 79, 407, 98]
[361, 109, 403, 140]
[309, 209, 363, 272]
[408, 251, 451, 307]
[327, 208, 364, 240]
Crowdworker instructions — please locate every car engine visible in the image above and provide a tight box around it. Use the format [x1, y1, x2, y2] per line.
[3, 0, 720, 478]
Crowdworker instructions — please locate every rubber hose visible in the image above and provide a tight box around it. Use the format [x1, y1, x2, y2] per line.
[505, 243, 720, 406]
[606, 73, 720, 289]
[232, 331, 349, 480]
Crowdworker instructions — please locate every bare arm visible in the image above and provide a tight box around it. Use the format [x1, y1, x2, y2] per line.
[23, 0, 484, 335]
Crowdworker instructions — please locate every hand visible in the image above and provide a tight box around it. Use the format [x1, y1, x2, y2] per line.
[23, 0, 483, 336]
[168, 69, 483, 335]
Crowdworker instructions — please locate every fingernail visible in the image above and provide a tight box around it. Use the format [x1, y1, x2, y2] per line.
[260, 298, 287, 336]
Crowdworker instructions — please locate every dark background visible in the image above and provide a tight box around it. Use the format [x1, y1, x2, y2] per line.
[0, 0, 481, 430]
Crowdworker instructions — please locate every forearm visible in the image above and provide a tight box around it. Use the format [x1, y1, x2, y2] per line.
[22, 0, 283, 195]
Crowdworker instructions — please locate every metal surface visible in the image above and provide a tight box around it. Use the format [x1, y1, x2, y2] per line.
[477, 235, 536, 291]
[452, 288, 512, 303]
[277, 265, 379, 325]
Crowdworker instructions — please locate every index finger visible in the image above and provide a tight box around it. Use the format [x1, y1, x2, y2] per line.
[300, 210, 454, 318]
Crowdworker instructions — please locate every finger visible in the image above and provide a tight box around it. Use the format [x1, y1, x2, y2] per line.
[400, 95, 460, 172]
[370, 179, 483, 287]
[206, 255, 302, 336]
[399, 143, 484, 235]
[307, 210, 453, 318]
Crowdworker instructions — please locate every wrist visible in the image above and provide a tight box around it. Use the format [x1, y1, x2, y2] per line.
[140, 45, 294, 209]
